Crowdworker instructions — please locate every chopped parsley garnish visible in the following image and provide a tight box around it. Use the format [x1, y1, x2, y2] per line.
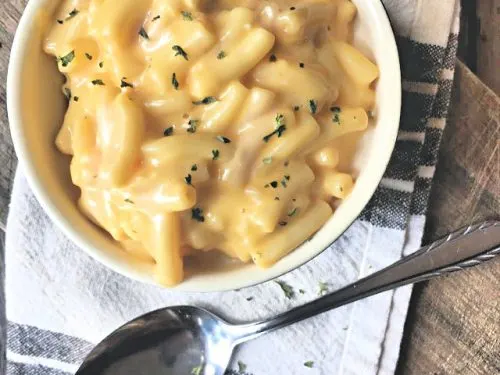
[57, 19, 64, 24]
[163, 127, 174, 136]
[279, 221, 288, 226]
[309, 99, 317, 114]
[212, 149, 220, 160]
[288, 207, 298, 217]
[181, 11, 193, 20]
[85, 53, 92, 60]
[331, 106, 341, 124]
[267, 181, 278, 189]
[237, 361, 247, 373]
[99, 61, 104, 68]
[263, 114, 286, 142]
[185, 174, 192, 185]
[59, 50, 75, 67]
[318, 281, 329, 296]
[124, 198, 134, 204]
[191, 164, 198, 171]
[187, 119, 198, 133]
[172, 45, 188, 60]
[138, 27, 149, 40]
[193, 96, 217, 105]
[120, 79, 133, 88]
[217, 50, 227, 59]
[91, 79, 105, 86]
[299, 62, 305, 68]
[304, 361, 314, 368]
[66, 8, 79, 20]
[64, 87, 72, 100]
[276, 114, 286, 126]
[281, 175, 290, 188]
[299, 289, 305, 294]
[275, 280, 294, 299]
[269, 54, 277, 62]
[216, 135, 231, 144]
[293, 105, 300, 111]
[73, 96, 79, 102]
[191, 366, 202, 375]
[152, 15, 161, 22]
[281, 176, 290, 187]
[263, 157, 273, 164]
[191, 208, 205, 222]
[172, 73, 179, 90]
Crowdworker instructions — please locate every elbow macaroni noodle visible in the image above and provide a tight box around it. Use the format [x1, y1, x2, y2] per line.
[45, 0, 379, 286]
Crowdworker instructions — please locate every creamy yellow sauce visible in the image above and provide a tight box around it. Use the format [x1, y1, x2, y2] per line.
[44, 0, 379, 286]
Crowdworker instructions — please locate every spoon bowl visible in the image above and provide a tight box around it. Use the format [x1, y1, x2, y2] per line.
[76, 306, 237, 375]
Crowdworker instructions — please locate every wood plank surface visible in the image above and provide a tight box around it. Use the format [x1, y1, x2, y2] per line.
[397, 62, 500, 374]
[459, 0, 500, 95]
[477, 0, 500, 95]
[0, 1, 499, 374]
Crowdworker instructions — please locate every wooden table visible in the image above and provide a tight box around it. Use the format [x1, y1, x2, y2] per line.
[0, 1, 499, 374]
[459, 0, 500, 95]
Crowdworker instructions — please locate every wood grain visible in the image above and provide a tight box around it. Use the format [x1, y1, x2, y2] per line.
[477, 0, 500, 95]
[459, 0, 500, 95]
[397, 62, 500, 375]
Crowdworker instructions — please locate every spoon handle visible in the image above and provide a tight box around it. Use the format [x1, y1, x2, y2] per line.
[233, 220, 500, 343]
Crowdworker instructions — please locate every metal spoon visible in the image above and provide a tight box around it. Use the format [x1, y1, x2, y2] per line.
[77, 221, 500, 375]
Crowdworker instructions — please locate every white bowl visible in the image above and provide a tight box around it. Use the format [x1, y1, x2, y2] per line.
[7, 0, 401, 292]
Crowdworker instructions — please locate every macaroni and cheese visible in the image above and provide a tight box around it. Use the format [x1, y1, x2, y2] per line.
[44, 0, 379, 286]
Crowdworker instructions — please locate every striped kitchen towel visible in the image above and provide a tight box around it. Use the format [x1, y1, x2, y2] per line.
[2, 0, 460, 374]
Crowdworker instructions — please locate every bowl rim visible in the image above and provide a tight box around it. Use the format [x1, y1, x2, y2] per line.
[7, 0, 401, 292]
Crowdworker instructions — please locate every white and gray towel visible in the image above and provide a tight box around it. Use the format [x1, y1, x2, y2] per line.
[3, 0, 460, 374]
